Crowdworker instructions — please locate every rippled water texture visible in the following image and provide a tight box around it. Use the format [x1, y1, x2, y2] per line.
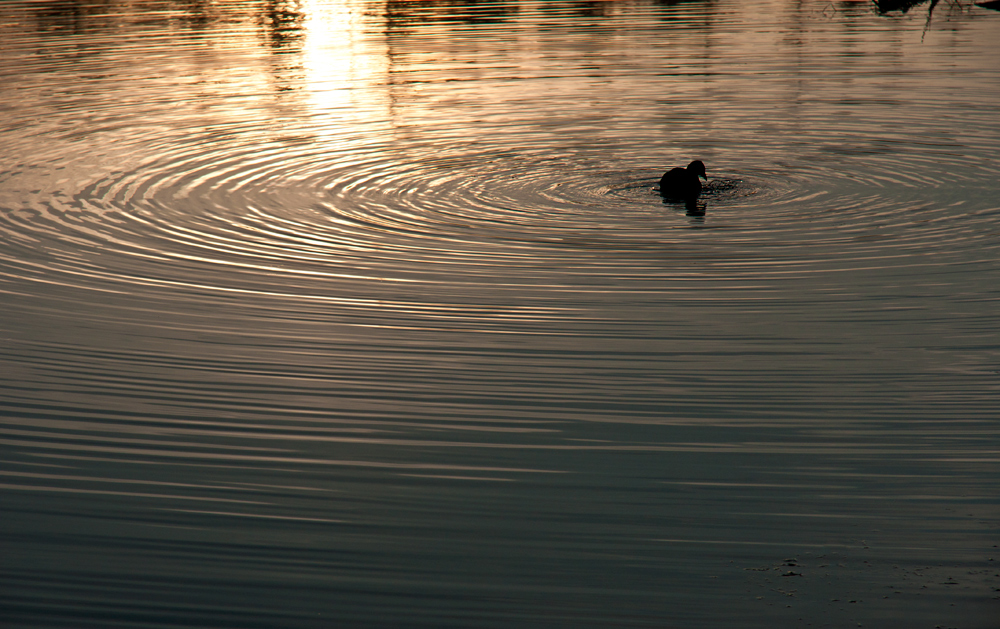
[2, 1, 999, 627]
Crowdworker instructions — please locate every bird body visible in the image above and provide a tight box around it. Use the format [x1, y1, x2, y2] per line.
[660, 160, 707, 200]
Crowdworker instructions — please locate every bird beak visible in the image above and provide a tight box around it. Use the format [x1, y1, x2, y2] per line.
[701, 174, 707, 180]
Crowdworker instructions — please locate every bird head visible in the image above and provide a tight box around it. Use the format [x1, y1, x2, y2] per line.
[688, 160, 707, 180]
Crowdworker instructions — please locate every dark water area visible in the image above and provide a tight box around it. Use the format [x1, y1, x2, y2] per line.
[2, 1, 999, 627]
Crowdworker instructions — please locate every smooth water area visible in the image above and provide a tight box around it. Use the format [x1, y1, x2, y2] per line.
[1, 1, 999, 627]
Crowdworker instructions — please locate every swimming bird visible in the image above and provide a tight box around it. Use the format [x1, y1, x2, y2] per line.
[660, 160, 707, 200]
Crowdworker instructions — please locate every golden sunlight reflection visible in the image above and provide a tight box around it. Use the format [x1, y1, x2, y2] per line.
[300, 0, 391, 137]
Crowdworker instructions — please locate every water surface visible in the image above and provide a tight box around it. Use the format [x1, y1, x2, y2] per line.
[1, 1, 999, 627]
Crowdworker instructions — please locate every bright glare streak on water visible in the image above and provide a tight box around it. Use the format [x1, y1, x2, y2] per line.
[0, 0, 999, 627]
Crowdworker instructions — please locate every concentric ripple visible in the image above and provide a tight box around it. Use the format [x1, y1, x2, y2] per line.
[4, 123, 997, 307]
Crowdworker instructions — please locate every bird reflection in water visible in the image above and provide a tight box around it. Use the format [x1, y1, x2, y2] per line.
[684, 199, 706, 218]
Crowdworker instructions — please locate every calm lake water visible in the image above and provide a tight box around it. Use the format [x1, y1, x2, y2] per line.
[2, 1, 999, 627]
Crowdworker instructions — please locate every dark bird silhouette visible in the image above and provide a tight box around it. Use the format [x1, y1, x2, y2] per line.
[660, 160, 707, 200]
